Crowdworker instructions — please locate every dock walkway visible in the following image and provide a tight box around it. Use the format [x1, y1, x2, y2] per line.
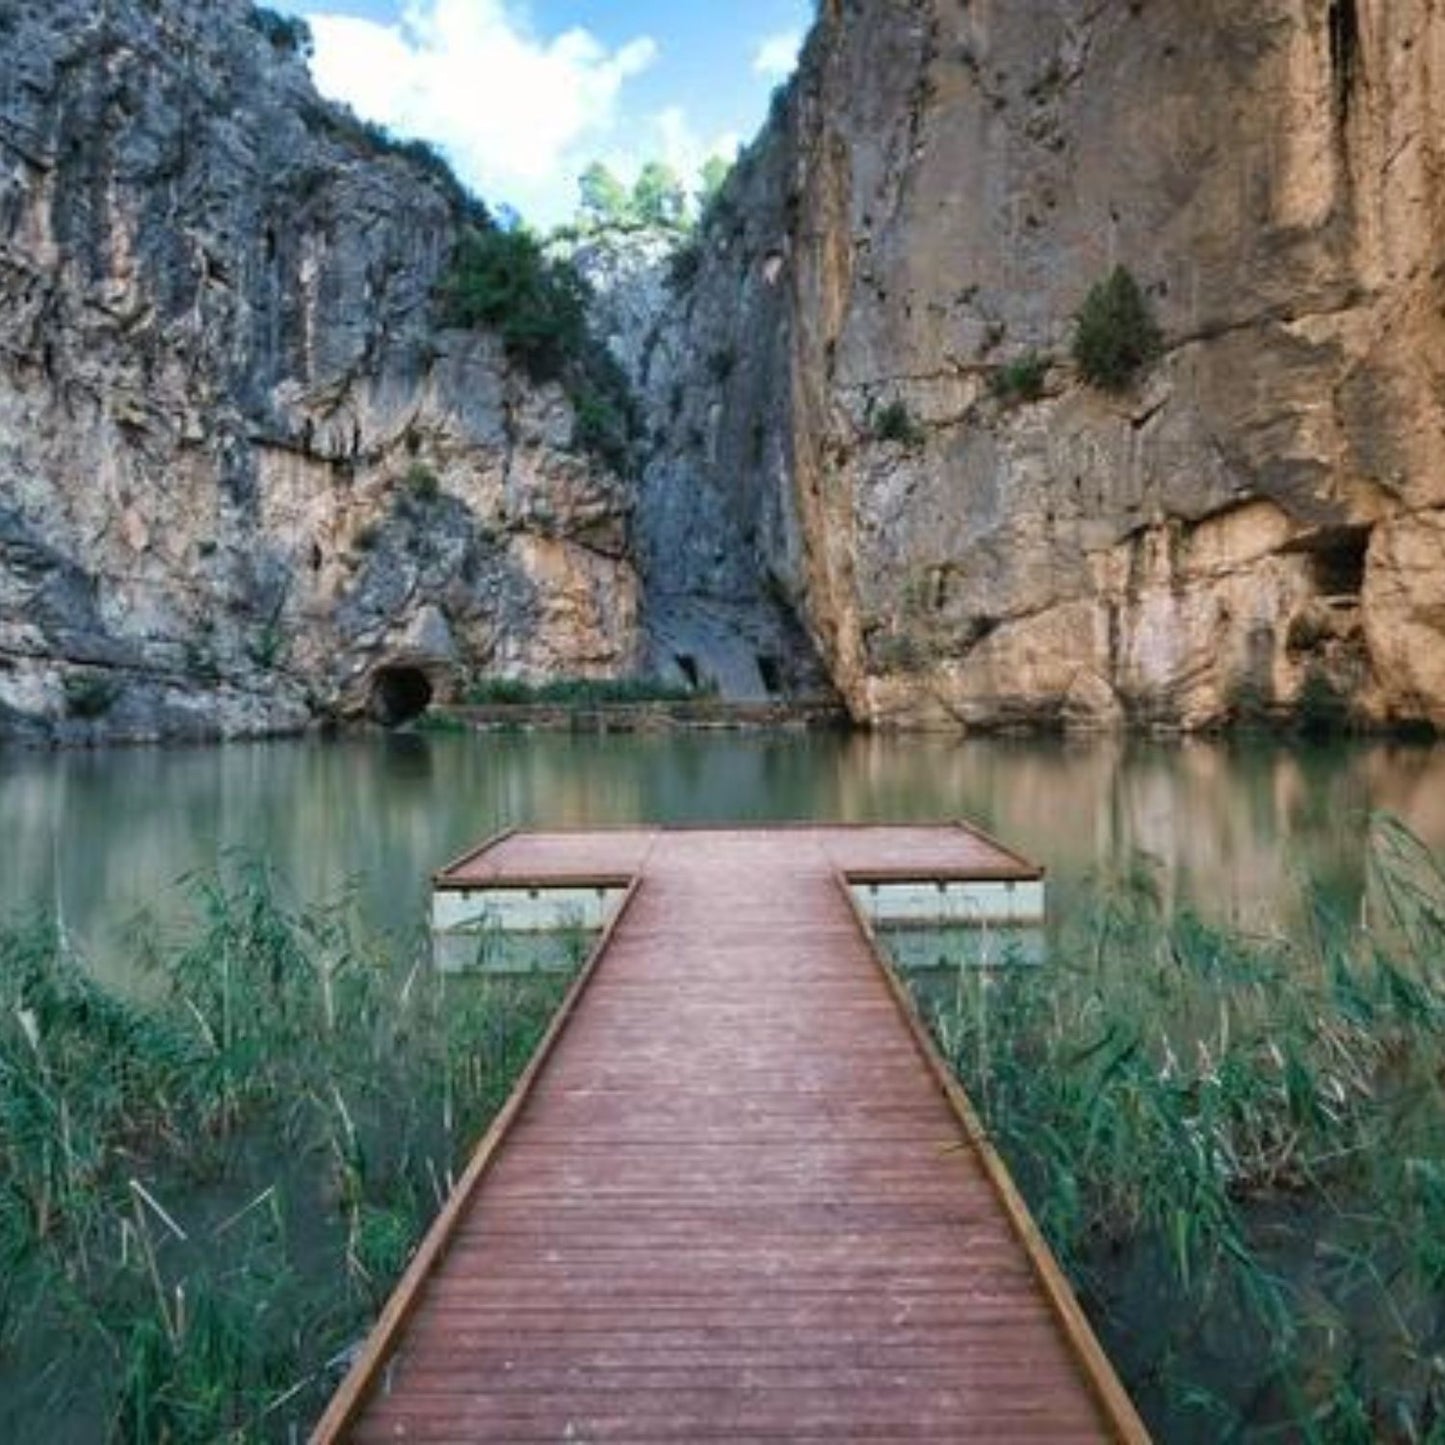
[316, 826, 1148, 1443]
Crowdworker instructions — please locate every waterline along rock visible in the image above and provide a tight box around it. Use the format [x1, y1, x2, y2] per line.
[3, 0, 1445, 740]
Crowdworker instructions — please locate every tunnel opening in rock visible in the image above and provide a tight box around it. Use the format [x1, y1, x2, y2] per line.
[370, 666, 433, 727]
[674, 653, 701, 690]
[756, 654, 783, 696]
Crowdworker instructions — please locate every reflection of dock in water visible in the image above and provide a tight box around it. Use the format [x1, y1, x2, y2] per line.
[316, 825, 1148, 1444]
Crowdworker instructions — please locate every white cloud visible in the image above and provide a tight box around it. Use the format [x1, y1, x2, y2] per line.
[592, 108, 740, 207]
[303, 0, 660, 226]
[752, 30, 802, 80]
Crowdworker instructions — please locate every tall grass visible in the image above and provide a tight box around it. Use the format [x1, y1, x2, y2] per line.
[464, 675, 711, 706]
[898, 815, 1445, 1443]
[0, 862, 578, 1442]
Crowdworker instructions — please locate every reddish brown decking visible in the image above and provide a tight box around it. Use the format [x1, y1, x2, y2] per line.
[315, 826, 1148, 1444]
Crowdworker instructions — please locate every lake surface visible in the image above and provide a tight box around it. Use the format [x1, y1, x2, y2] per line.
[3, 730, 1444, 978]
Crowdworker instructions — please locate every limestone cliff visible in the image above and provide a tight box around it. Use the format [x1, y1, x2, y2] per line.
[661, 0, 1445, 732]
[0, 0, 639, 742]
[573, 228, 831, 701]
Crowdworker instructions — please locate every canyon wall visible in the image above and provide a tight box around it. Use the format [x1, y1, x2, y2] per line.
[661, 0, 1445, 731]
[6, 0, 1444, 739]
[0, 0, 639, 742]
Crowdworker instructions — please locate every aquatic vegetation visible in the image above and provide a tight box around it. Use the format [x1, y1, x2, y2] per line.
[465, 674, 710, 706]
[899, 815, 1445, 1443]
[0, 864, 578, 1442]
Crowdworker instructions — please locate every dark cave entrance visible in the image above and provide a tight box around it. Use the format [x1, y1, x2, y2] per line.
[674, 653, 701, 690]
[1305, 525, 1371, 599]
[756, 654, 783, 696]
[370, 666, 434, 727]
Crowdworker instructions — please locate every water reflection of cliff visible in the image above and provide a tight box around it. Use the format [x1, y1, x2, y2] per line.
[2, 735, 1442, 981]
[833, 735, 1445, 929]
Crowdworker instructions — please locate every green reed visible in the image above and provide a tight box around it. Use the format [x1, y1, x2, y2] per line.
[0, 861, 576, 1442]
[900, 815, 1445, 1444]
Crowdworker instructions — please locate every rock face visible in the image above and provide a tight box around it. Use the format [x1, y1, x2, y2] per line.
[573, 228, 832, 702]
[8, 0, 1445, 741]
[0, 0, 639, 742]
[662, 0, 1445, 732]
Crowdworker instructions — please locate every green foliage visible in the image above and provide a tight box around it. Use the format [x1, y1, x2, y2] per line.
[1072, 265, 1163, 392]
[62, 673, 120, 719]
[0, 870, 575, 1440]
[989, 351, 1049, 405]
[439, 225, 588, 383]
[696, 154, 733, 216]
[572, 154, 732, 235]
[465, 676, 710, 706]
[570, 389, 631, 475]
[631, 161, 687, 228]
[577, 161, 632, 230]
[246, 622, 287, 671]
[666, 239, 702, 291]
[900, 816, 1445, 1440]
[873, 399, 926, 448]
[438, 225, 638, 473]
[404, 462, 440, 502]
[249, 6, 313, 59]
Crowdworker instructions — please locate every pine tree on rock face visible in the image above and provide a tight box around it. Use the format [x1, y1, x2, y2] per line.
[696, 155, 732, 215]
[578, 161, 633, 230]
[1072, 266, 1163, 393]
[631, 161, 687, 229]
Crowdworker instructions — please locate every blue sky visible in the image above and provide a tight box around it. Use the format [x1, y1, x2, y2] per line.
[271, 0, 815, 226]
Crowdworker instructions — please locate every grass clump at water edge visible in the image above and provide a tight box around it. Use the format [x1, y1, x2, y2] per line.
[0, 862, 579, 1442]
[465, 675, 713, 707]
[893, 814, 1445, 1443]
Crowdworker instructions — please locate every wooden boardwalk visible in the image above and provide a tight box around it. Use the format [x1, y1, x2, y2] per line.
[315, 827, 1148, 1443]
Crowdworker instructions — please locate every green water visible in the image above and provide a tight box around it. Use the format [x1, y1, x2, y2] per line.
[3, 731, 1443, 976]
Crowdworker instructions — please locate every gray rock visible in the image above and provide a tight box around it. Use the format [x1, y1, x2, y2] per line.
[648, 0, 1445, 733]
[0, 0, 640, 742]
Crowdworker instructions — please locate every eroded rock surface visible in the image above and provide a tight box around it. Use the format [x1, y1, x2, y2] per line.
[0, 0, 639, 741]
[659, 0, 1445, 732]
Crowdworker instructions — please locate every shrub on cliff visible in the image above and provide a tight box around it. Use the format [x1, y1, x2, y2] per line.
[873, 400, 926, 448]
[439, 225, 639, 474]
[249, 7, 313, 59]
[439, 226, 589, 383]
[990, 352, 1049, 405]
[1072, 266, 1163, 392]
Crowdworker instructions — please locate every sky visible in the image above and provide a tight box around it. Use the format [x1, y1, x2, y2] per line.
[271, 0, 815, 228]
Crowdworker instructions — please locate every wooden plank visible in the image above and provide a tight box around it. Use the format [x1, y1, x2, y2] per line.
[839, 878, 1154, 1445]
[318, 827, 1147, 1444]
[308, 875, 642, 1443]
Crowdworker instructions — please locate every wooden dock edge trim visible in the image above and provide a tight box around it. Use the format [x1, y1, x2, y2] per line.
[431, 826, 518, 886]
[844, 865, 1044, 885]
[443, 821, 1028, 839]
[433, 872, 637, 893]
[837, 878, 1153, 1445]
[950, 817, 1048, 877]
[308, 875, 644, 1445]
